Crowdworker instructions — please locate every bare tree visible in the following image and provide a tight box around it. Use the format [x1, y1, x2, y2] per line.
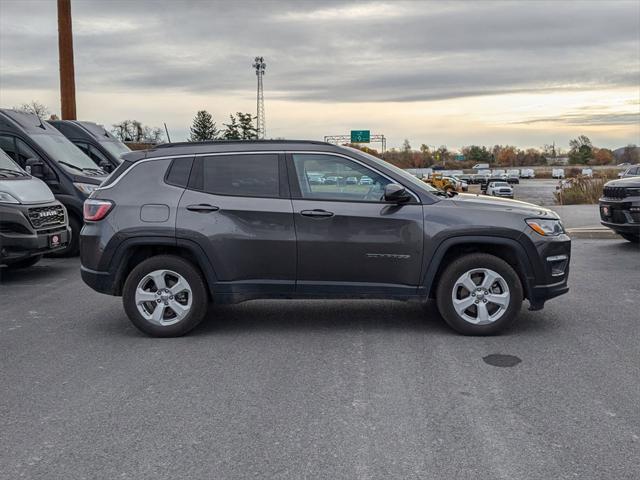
[15, 101, 51, 119]
[111, 120, 163, 143]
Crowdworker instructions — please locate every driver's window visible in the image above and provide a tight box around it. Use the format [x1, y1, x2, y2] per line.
[16, 139, 43, 167]
[292, 154, 390, 202]
[89, 146, 109, 165]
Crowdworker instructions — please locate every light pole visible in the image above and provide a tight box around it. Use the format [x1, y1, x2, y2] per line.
[253, 56, 266, 139]
[57, 0, 76, 119]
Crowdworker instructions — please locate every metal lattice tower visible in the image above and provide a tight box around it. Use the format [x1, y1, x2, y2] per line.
[253, 56, 266, 139]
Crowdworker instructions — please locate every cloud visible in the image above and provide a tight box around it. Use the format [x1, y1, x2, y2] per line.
[0, 0, 638, 147]
[1, 0, 638, 102]
[515, 112, 640, 126]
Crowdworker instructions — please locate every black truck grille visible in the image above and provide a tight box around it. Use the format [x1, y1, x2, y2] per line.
[27, 205, 66, 230]
[603, 186, 629, 199]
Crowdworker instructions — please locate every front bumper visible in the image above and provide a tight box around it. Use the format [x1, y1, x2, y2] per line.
[1, 227, 70, 262]
[523, 232, 571, 310]
[599, 198, 640, 234]
[0, 202, 70, 263]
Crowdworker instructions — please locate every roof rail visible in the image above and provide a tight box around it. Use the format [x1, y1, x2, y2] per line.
[154, 139, 333, 149]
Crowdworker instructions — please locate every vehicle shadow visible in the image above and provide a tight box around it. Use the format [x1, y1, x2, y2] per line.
[197, 299, 449, 335]
[0, 261, 70, 285]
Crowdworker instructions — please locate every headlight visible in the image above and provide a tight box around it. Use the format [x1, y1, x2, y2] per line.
[626, 187, 640, 197]
[0, 191, 20, 204]
[526, 218, 564, 236]
[74, 182, 98, 195]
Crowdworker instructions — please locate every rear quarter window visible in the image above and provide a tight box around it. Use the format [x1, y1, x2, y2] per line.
[100, 160, 132, 188]
[189, 154, 279, 198]
[165, 156, 194, 187]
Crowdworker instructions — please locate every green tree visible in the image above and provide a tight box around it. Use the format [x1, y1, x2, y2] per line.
[419, 144, 433, 165]
[222, 114, 241, 140]
[189, 110, 219, 142]
[462, 145, 492, 164]
[568, 135, 593, 164]
[237, 112, 257, 139]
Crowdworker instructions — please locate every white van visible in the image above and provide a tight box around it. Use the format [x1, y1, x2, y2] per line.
[0, 149, 70, 268]
[473, 163, 489, 170]
[552, 168, 565, 179]
[520, 168, 535, 179]
[581, 168, 593, 177]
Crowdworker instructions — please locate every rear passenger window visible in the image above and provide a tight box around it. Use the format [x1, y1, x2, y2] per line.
[165, 156, 194, 187]
[196, 154, 279, 197]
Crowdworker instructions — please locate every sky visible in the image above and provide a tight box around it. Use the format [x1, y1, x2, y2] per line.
[0, 0, 639, 150]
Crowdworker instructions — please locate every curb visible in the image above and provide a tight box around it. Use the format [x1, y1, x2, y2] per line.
[566, 226, 620, 240]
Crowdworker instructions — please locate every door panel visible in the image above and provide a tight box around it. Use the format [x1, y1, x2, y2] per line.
[292, 199, 424, 290]
[177, 189, 296, 290]
[288, 153, 424, 292]
[176, 153, 296, 295]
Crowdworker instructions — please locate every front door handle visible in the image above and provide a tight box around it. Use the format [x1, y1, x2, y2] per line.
[300, 209, 334, 218]
[186, 204, 220, 213]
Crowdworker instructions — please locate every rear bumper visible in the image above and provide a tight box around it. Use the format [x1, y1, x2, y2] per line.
[81, 265, 118, 295]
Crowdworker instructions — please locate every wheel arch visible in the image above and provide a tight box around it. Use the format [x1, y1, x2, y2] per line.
[421, 235, 535, 300]
[109, 237, 217, 297]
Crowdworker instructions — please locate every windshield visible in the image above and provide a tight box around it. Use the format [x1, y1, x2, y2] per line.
[494, 182, 509, 187]
[0, 148, 28, 177]
[30, 133, 105, 175]
[98, 140, 130, 162]
[344, 147, 440, 194]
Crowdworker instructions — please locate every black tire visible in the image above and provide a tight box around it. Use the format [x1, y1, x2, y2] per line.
[5, 255, 42, 269]
[619, 232, 640, 243]
[122, 255, 209, 337]
[436, 253, 524, 335]
[48, 215, 80, 257]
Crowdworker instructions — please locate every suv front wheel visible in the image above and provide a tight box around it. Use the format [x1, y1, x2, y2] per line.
[123, 255, 208, 337]
[436, 253, 523, 335]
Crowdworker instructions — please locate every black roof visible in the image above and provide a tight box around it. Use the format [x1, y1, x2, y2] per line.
[49, 120, 119, 142]
[122, 139, 344, 162]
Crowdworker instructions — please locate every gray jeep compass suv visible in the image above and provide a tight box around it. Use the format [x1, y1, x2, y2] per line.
[80, 141, 570, 337]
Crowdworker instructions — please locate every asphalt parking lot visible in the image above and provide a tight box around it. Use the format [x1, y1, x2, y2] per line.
[1, 238, 638, 479]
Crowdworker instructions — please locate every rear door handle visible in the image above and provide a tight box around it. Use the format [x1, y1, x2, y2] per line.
[186, 204, 220, 213]
[300, 209, 334, 218]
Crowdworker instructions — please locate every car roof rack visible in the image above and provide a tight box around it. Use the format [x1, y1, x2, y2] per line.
[154, 139, 333, 149]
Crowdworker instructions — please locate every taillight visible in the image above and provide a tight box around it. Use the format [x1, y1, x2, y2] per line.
[83, 199, 114, 221]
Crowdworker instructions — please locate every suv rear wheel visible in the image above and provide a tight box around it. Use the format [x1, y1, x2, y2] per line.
[436, 253, 523, 335]
[123, 255, 208, 337]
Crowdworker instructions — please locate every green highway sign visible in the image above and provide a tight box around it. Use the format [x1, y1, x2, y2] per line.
[455, 154, 465, 161]
[350, 130, 370, 143]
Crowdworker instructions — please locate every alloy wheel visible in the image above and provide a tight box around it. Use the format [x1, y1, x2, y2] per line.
[135, 269, 192, 326]
[451, 268, 510, 325]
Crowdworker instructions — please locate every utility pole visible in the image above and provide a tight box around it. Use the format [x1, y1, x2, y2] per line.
[57, 0, 77, 119]
[253, 56, 266, 139]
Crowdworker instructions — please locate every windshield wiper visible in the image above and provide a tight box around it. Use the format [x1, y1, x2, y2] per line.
[81, 167, 106, 175]
[0, 167, 26, 177]
[58, 161, 84, 172]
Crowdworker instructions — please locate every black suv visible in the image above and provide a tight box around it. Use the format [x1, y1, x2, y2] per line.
[80, 141, 570, 337]
[599, 177, 640, 243]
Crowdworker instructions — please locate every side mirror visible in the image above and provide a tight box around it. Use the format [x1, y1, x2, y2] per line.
[99, 160, 113, 173]
[384, 183, 411, 203]
[25, 158, 44, 178]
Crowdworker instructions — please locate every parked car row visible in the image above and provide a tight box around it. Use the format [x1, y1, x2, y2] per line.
[308, 174, 374, 185]
[0, 109, 131, 264]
